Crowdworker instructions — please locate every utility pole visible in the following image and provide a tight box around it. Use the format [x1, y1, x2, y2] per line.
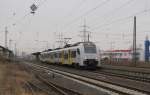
[15, 43, 17, 56]
[41, 41, 49, 50]
[56, 32, 64, 48]
[5, 27, 8, 48]
[88, 34, 90, 42]
[133, 16, 136, 66]
[9, 39, 12, 50]
[80, 20, 90, 42]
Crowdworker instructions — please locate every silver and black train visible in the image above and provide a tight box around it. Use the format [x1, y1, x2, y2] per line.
[39, 42, 101, 68]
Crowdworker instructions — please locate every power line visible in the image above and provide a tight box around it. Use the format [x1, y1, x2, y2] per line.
[92, 8, 150, 31]
[62, 0, 111, 29]
[5, 27, 8, 48]
[9, 0, 48, 27]
[37, 0, 48, 7]
[56, 32, 64, 48]
[88, 0, 135, 28]
[63, 0, 87, 18]
[1, 0, 48, 52]
[63, 0, 134, 35]
[79, 20, 90, 42]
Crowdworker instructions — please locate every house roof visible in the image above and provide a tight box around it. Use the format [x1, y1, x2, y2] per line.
[106, 50, 132, 52]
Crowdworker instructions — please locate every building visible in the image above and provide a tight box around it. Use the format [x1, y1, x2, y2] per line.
[101, 48, 144, 62]
[145, 36, 150, 61]
[0, 45, 14, 60]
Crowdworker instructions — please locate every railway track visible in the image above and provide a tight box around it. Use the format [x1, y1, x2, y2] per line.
[27, 79, 71, 95]
[27, 81, 56, 95]
[94, 70, 150, 83]
[25, 82, 35, 95]
[36, 74, 80, 95]
[99, 65, 150, 83]
[28, 65, 81, 95]
[34, 62, 150, 83]
[25, 62, 149, 95]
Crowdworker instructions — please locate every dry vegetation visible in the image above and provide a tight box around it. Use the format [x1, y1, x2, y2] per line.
[0, 60, 47, 95]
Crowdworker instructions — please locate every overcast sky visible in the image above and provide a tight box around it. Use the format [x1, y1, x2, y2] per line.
[0, 0, 150, 54]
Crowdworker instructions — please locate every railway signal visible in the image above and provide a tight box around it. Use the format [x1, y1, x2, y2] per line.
[30, 4, 38, 14]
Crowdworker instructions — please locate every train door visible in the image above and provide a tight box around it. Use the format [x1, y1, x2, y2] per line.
[76, 48, 81, 66]
[71, 50, 76, 64]
[64, 50, 68, 64]
[58, 52, 61, 64]
[68, 50, 72, 65]
[61, 50, 64, 64]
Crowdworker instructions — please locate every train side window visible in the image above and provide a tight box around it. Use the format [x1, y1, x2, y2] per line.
[77, 48, 80, 55]
[58, 52, 60, 58]
[64, 52, 68, 59]
[51, 53, 54, 58]
[71, 51, 76, 58]
[55, 53, 58, 58]
[49, 53, 51, 57]
[59, 52, 61, 58]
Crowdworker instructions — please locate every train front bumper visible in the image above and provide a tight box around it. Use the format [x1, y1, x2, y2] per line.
[83, 59, 98, 67]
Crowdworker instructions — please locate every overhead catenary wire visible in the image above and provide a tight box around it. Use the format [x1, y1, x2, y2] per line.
[2, 0, 48, 53]
[91, 8, 150, 31]
[37, 0, 48, 8]
[62, 0, 111, 29]
[8, 0, 48, 28]
[62, 0, 135, 35]
[63, 0, 88, 19]
[88, 0, 135, 28]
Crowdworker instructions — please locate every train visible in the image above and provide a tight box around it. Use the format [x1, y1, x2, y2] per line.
[39, 42, 101, 69]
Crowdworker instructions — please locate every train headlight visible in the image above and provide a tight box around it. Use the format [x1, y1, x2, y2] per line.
[95, 57, 98, 60]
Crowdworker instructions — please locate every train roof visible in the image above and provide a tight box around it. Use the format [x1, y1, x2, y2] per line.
[40, 41, 95, 54]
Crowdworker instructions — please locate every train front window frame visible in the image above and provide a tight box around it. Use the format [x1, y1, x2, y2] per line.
[84, 44, 96, 53]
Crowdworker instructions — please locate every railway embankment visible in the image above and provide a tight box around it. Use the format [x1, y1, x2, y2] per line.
[0, 60, 48, 95]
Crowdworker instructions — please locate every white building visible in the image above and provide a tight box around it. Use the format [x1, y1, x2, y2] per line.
[101, 48, 144, 62]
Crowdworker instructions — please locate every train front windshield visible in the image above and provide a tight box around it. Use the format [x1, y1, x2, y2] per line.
[84, 43, 96, 53]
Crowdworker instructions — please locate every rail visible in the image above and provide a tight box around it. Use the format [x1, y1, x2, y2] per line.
[25, 62, 148, 95]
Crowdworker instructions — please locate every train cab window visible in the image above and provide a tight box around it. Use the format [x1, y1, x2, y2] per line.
[77, 48, 80, 55]
[84, 44, 96, 53]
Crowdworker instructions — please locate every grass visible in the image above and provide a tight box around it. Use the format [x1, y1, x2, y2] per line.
[0, 60, 48, 95]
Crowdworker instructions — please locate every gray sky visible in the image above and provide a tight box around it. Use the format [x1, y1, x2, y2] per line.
[0, 0, 150, 54]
